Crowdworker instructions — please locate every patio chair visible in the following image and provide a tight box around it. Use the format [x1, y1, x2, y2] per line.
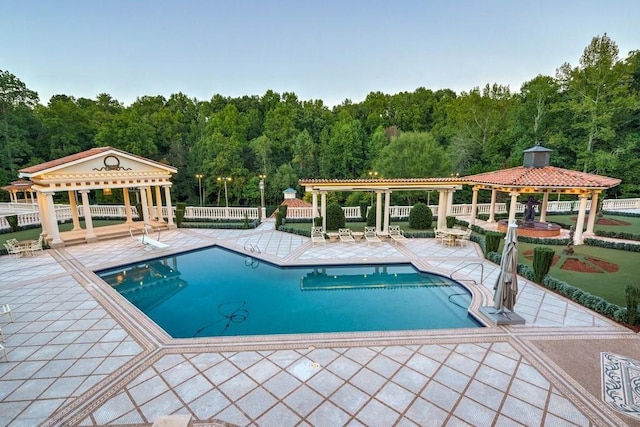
[338, 228, 355, 243]
[1, 304, 12, 322]
[364, 227, 381, 244]
[3, 241, 24, 258]
[434, 228, 446, 245]
[0, 343, 6, 362]
[311, 226, 327, 245]
[388, 225, 407, 243]
[30, 235, 44, 255]
[458, 229, 472, 247]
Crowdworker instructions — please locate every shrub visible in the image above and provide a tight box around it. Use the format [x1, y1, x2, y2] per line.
[533, 247, 555, 283]
[446, 216, 456, 228]
[6, 215, 19, 232]
[175, 209, 185, 227]
[366, 205, 376, 227]
[313, 216, 322, 227]
[275, 212, 283, 229]
[278, 205, 288, 218]
[326, 202, 346, 230]
[244, 213, 249, 229]
[409, 202, 433, 229]
[485, 232, 503, 255]
[626, 285, 640, 325]
[359, 202, 368, 222]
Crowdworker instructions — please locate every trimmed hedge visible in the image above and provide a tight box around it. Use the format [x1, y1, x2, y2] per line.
[533, 247, 555, 283]
[180, 220, 259, 230]
[409, 202, 432, 229]
[326, 202, 346, 230]
[584, 237, 640, 252]
[595, 230, 640, 241]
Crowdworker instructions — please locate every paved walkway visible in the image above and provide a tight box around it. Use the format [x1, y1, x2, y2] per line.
[1, 221, 639, 426]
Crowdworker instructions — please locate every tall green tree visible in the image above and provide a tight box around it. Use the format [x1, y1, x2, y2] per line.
[373, 131, 452, 178]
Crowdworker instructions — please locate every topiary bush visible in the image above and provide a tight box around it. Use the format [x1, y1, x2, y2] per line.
[626, 284, 640, 325]
[366, 205, 376, 227]
[278, 205, 288, 218]
[6, 215, 19, 232]
[175, 209, 185, 227]
[409, 202, 433, 229]
[485, 232, 503, 255]
[326, 202, 345, 231]
[446, 216, 456, 228]
[275, 211, 283, 229]
[359, 202, 368, 222]
[313, 216, 322, 227]
[533, 247, 555, 283]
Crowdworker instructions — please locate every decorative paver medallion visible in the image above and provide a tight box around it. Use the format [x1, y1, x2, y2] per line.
[601, 352, 640, 420]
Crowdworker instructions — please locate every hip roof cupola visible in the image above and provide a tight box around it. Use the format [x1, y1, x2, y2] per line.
[523, 143, 553, 168]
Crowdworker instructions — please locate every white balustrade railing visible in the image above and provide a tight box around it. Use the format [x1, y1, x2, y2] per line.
[1, 198, 638, 231]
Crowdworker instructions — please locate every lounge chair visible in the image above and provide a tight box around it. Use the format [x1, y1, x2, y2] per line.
[338, 228, 355, 243]
[30, 235, 44, 255]
[388, 225, 407, 243]
[1, 304, 12, 322]
[3, 241, 25, 258]
[311, 226, 327, 245]
[364, 227, 381, 244]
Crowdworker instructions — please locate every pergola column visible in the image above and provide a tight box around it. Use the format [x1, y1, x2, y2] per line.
[312, 192, 319, 218]
[146, 186, 156, 220]
[139, 187, 151, 224]
[163, 185, 175, 228]
[155, 185, 165, 223]
[67, 190, 82, 231]
[508, 191, 520, 225]
[375, 191, 383, 232]
[470, 187, 479, 225]
[79, 190, 97, 242]
[574, 194, 590, 245]
[540, 192, 550, 223]
[320, 192, 327, 231]
[437, 190, 446, 229]
[43, 191, 63, 247]
[585, 191, 599, 235]
[446, 190, 454, 217]
[123, 188, 133, 224]
[488, 189, 497, 223]
[36, 191, 50, 238]
[383, 190, 391, 232]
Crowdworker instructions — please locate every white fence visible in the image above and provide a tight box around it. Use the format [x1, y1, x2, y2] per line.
[0, 198, 638, 231]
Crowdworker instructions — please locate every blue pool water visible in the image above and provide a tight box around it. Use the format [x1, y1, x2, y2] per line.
[97, 246, 482, 338]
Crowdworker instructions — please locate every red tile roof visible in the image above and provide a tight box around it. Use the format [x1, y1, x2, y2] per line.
[19, 146, 177, 175]
[465, 166, 621, 189]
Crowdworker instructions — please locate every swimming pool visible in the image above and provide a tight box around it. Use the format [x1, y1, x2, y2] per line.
[97, 246, 482, 338]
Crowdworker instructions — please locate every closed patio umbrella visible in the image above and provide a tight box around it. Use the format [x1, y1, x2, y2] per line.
[493, 221, 519, 314]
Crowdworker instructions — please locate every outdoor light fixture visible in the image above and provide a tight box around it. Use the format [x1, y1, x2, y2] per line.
[217, 176, 232, 218]
[195, 174, 204, 206]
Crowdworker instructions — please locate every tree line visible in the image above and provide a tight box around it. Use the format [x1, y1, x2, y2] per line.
[1, 34, 638, 207]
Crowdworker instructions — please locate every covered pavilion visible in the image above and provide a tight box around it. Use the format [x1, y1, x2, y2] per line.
[464, 145, 621, 244]
[18, 146, 177, 248]
[299, 177, 464, 234]
[300, 145, 621, 245]
[1, 179, 37, 204]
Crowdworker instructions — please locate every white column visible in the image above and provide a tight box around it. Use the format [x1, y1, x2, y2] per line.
[574, 194, 589, 244]
[312, 192, 319, 218]
[139, 187, 151, 224]
[155, 185, 165, 223]
[146, 186, 156, 220]
[446, 190, 454, 216]
[375, 191, 382, 232]
[123, 188, 133, 224]
[540, 192, 550, 223]
[79, 190, 97, 241]
[164, 185, 175, 228]
[320, 192, 327, 231]
[383, 191, 391, 232]
[44, 191, 63, 246]
[36, 191, 50, 238]
[68, 190, 82, 231]
[470, 187, 479, 225]
[29, 190, 35, 204]
[585, 191, 599, 235]
[437, 190, 446, 229]
[488, 189, 497, 223]
[508, 192, 519, 225]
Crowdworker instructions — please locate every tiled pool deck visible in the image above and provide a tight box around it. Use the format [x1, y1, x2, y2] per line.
[1, 221, 639, 426]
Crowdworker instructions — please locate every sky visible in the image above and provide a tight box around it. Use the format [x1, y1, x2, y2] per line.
[1, 0, 639, 107]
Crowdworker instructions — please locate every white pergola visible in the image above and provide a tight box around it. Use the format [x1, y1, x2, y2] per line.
[299, 178, 464, 234]
[18, 147, 177, 248]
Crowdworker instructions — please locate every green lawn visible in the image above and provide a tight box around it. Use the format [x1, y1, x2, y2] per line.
[1, 220, 125, 247]
[547, 213, 640, 234]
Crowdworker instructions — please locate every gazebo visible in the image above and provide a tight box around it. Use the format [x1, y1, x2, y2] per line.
[18, 147, 177, 248]
[1, 179, 37, 204]
[464, 145, 621, 244]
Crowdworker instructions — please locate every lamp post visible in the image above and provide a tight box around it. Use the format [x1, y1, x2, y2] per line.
[368, 171, 378, 207]
[195, 174, 203, 206]
[258, 174, 266, 221]
[217, 176, 232, 218]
